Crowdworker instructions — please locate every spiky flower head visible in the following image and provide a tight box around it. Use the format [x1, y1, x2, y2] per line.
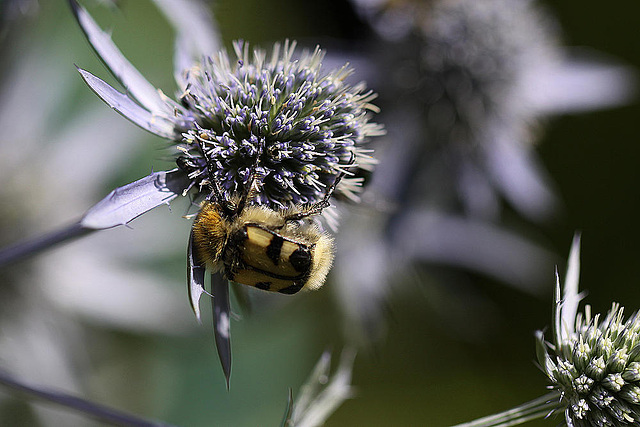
[71, 0, 381, 211]
[176, 40, 381, 207]
[537, 304, 640, 426]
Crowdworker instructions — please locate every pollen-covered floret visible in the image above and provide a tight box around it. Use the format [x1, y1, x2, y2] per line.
[175, 40, 382, 208]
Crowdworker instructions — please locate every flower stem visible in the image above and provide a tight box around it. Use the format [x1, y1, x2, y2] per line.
[451, 392, 562, 427]
[0, 369, 175, 426]
[0, 221, 92, 267]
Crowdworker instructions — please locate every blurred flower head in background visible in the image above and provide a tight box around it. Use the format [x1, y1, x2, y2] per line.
[351, 0, 634, 219]
[333, 0, 636, 342]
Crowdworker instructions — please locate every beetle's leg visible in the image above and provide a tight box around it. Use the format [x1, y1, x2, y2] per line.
[193, 132, 235, 215]
[284, 152, 355, 222]
[235, 140, 265, 215]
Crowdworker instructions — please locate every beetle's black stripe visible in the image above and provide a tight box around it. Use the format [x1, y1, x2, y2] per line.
[255, 282, 272, 291]
[240, 264, 307, 281]
[266, 235, 284, 266]
[278, 281, 304, 295]
[289, 248, 312, 273]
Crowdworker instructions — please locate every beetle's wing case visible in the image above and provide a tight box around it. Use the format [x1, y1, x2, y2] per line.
[225, 206, 334, 294]
[279, 208, 334, 291]
[241, 224, 312, 276]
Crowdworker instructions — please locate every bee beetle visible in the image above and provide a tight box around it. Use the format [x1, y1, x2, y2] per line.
[186, 148, 349, 295]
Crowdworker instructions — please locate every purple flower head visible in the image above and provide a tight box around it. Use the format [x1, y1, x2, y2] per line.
[71, 0, 381, 210]
[175, 40, 381, 208]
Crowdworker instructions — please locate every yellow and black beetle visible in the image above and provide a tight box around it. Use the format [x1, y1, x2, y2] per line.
[185, 141, 349, 295]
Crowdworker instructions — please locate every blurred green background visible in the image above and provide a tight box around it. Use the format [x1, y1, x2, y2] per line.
[0, 0, 639, 426]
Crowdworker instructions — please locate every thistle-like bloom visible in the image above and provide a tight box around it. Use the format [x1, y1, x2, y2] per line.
[72, 2, 379, 209]
[537, 236, 640, 427]
[69, 0, 379, 386]
[535, 237, 640, 426]
[176, 41, 380, 207]
[538, 303, 640, 426]
[456, 236, 640, 426]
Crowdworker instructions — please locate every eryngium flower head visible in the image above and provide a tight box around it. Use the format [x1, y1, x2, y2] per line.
[72, 1, 381, 210]
[454, 237, 640, 427]
[176, 40, 380, 207]
[537, 304, 640, 426]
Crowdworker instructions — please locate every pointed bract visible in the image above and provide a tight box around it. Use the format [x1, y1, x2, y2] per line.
[280, 388, 294, 427]
[151, 0, 221, 88]
[525, 55, 637, 115]
[76, 68, 177, 139]
[187, 230, 207, 323]
[81, 170, 190, 229]
[70, 0, 174, 116]
[561, 233, 582, 337]
[552, 267, 564, 348]
[289, 349, 356, 427]
[483, 134, 559, 222]
[394, 209, 554, 292]
[211, 274, 232, 388]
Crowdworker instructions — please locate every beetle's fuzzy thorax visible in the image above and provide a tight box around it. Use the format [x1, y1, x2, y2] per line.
[192, 201, 231, 273]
